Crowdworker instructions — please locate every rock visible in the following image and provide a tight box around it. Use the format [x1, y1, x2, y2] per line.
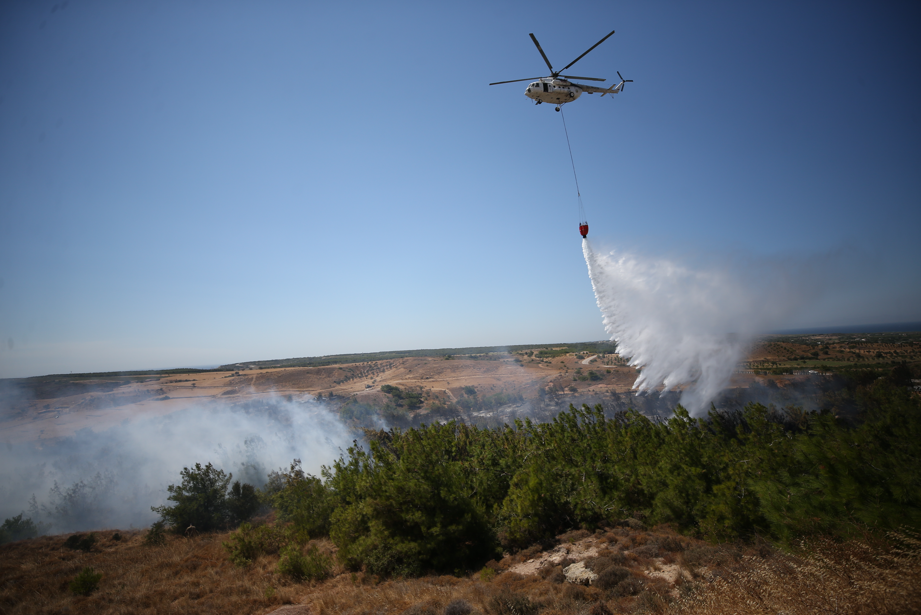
[563, 561, 598, 585]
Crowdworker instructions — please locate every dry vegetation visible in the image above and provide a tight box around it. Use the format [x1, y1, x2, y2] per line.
[0, 528, 304, 614]
[2, 525, 919, 615]
[671, 531, 921, 615]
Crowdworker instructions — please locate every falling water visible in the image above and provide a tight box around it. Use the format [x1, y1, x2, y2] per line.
[582, 239, 807, 413]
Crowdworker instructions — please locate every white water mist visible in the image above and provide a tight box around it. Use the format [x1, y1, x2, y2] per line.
[582, 240, 819, 413]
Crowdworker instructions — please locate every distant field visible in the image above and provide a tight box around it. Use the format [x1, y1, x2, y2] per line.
[1, 333, 918, 443]
[215, 341, 619, 370]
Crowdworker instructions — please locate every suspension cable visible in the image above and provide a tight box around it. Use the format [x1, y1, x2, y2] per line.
[560, 106, 587, 224]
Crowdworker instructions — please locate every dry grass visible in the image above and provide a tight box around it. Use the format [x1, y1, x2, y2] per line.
[2, 527, 919, 615]
[0, 529, 305, 614]
[669, 531, 921, 615]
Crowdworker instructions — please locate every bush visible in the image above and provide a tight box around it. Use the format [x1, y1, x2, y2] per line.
[587, 553, 628, 570]
[562, 583, 587, 602]
[277, 544, 332, 581]
[545, 566, 566, 584]
[588, 602, 613, 615]
[63, 533, 96, 552]
[151, 462, 230, 531]
[558, 529, 591, 543]
[144, 520, 167, 546]
[0, 513, 39, 544]
[358, 543, 424, 578]
[634, 589, 670, 612]
[328, 423, 498, 576]
[227, 481, 260, 526]
[594, 565, 630, 591]
[222, 522, 303, 567]
[151, 462, 258, 532]
[488, 592, 539, 615]
[680, 544, 737, 572]
[268, 460, 334, 537]
[654, 535, 685, 553]
[611, 576, 644, 597]
[69, 567, 102, 596]
[444, 599, 473, 615]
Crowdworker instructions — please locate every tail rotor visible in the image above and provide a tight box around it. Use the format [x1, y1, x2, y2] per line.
[601, 71, 633, 97]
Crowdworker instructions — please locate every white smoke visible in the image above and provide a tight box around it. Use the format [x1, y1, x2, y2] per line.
[583, 240, 820, 413]
[0, 393, 357, 533]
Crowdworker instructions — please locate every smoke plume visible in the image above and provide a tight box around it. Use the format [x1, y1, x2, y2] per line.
[583, 240, 819, 413]
[0, 393, 356, 533]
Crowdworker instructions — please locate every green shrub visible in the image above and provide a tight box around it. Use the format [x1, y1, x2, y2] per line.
[151, 462, 231, 531]
[151, 462, 259, 532]
[268, 460, 334, 537]
[357, 542, 424, 578]
[328, 422, 498, 576]
[69, 567, 102, 596]
[227, 481, 260, 526]
[0, 513, 39, 544]
[317, 379, 921, 579]
[277, 544, 332, 581]
[144, 520, 167, 546]
[222, 522, 303, 567]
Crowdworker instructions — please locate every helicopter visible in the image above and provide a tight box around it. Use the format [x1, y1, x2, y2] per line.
[490, 29, 632, 111]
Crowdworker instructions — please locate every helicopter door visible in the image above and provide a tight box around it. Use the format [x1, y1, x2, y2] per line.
[542, 82, 549, 93]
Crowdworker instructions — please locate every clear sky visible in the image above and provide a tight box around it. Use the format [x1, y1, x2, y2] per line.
[2, 1, 919, 379]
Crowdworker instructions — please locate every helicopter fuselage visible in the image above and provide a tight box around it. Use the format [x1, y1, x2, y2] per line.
[525, 78, 583, 105]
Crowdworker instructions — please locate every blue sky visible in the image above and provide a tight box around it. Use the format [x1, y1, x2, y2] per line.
[2, 1, 919, 378]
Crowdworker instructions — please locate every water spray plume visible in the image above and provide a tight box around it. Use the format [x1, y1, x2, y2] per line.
[582, 240, 816, 414]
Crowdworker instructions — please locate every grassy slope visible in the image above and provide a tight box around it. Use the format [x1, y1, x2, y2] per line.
[2, 525, 919, 615]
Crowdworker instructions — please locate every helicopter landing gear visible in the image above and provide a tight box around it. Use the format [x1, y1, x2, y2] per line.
[555, 106, 561, 112]
[535, 100, 542, 105]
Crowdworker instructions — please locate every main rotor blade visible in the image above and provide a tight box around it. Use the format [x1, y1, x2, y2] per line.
[559, 75, 606, 82]
[560, 29, 616, 73]
[489, 77, 543, 86]
[529, 33, 555, 73]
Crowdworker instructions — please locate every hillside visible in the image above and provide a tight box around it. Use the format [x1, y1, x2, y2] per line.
[3, 522, 918, 614]
[1, 336, 920, 614]
[3, 333, 919, 444]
